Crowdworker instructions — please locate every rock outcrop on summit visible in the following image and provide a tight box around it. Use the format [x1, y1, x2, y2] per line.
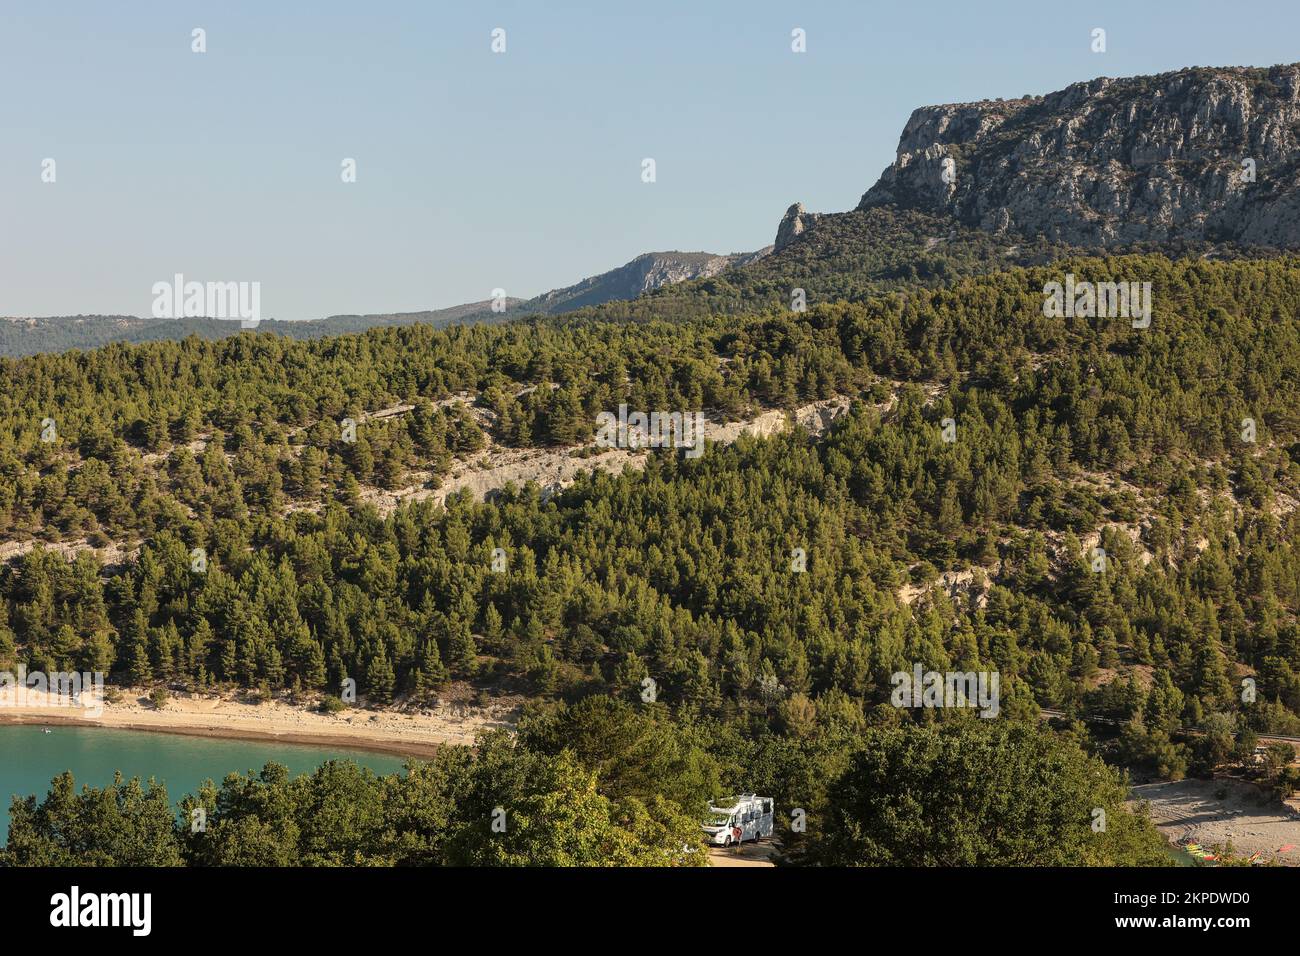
[774, 202, 824, 251]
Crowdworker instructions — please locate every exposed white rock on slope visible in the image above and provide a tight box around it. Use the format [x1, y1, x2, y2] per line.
[363, 396, 852, 516]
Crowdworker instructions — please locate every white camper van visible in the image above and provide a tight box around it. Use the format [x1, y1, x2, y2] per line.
[701, 794, 774, 847]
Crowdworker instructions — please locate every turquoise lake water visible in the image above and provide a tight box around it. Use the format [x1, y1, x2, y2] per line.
[0, 725, 408, 841]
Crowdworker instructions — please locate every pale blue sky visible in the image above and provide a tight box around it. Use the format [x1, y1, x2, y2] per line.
[3, 0, 1298, 320]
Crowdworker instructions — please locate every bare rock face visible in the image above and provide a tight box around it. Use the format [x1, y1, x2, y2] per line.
[522, 247, 772, 312]
[622, 249, 772, 293]
[774, 202, 824, 250]
[857, 64, 1300, 248]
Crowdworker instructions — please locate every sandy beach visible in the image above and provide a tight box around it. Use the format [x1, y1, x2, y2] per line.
[1132, 778, 1300, 865]
[0, 685, 517, 759]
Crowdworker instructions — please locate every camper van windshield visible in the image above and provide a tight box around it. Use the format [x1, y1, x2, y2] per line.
[707, 811, 732, 826]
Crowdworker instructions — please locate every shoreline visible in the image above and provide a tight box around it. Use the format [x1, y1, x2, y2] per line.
[0, 686, 516, 761]
[1133, 778, 1300, 866]
[0, 712, 448, 760]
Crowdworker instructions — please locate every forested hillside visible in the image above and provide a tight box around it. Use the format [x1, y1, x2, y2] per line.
[5, 251, 1300, 865]
[3, 254, 1300, 731]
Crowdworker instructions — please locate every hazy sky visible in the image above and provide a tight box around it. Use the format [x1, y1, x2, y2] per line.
[4, 0, 1298, 320]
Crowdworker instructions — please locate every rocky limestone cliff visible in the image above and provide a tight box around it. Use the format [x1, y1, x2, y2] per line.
[855, 63, 1300, 248]
[522, 248, 772, 313]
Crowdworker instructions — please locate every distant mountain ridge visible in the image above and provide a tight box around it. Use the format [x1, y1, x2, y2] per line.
[518, 248, 771, 314]
[0, 249, 768, 358]
[324, 249, 772, 327]
[10, 63, 1300, 359]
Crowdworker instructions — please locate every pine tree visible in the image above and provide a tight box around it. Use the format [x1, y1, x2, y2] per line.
[125, 613, 153, 686]
[365, 644, 396, 705]
[446, 616, 478, 679]
[413, 638, 449, 694]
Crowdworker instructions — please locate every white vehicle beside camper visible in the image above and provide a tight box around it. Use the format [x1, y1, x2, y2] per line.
[701, 794, 774, 847]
